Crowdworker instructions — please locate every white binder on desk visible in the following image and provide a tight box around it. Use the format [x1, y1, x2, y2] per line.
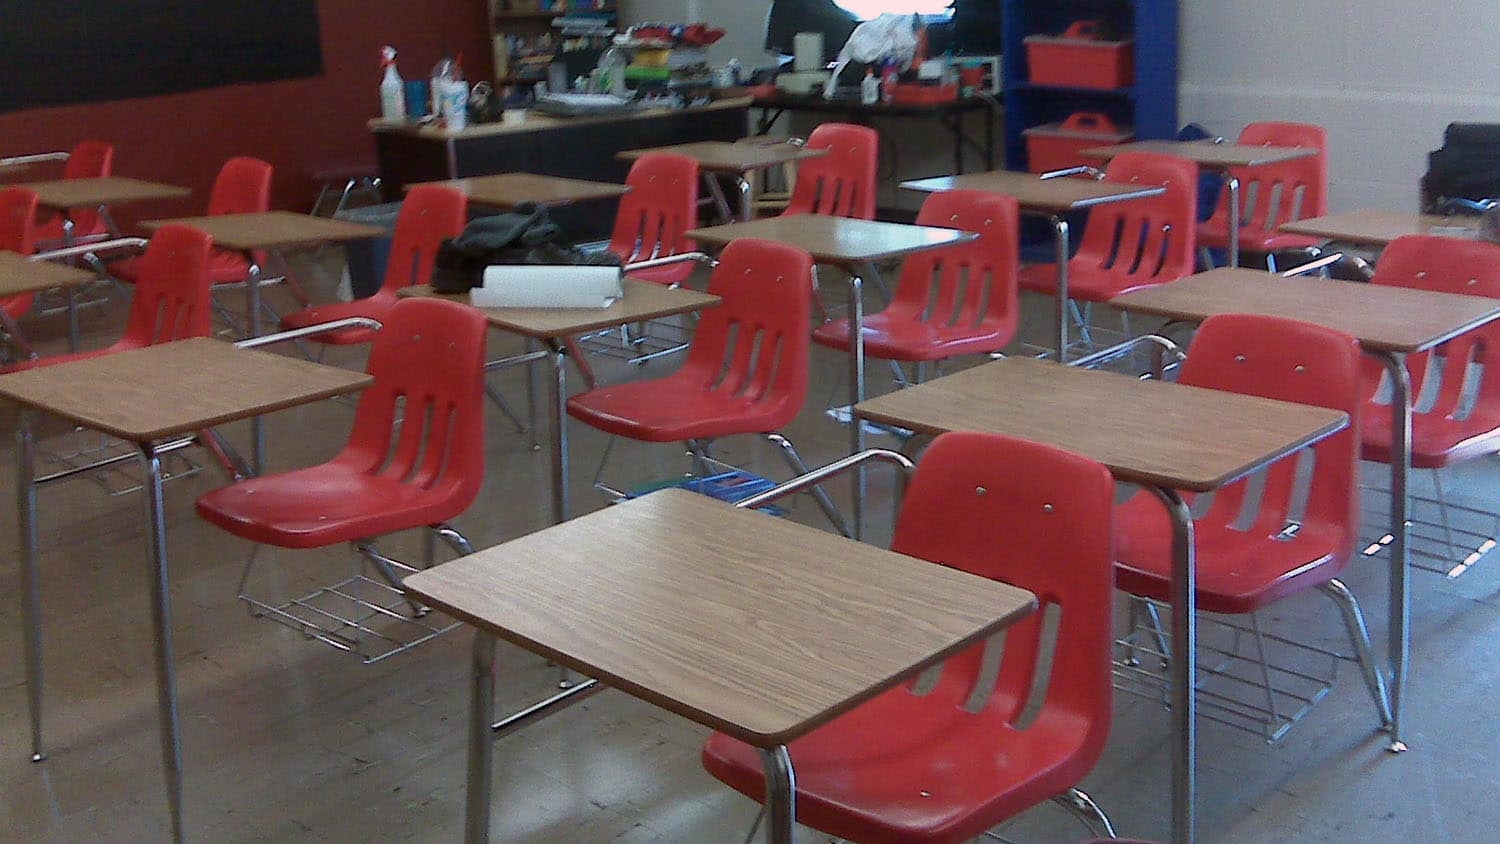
[471, 264, 624, 309]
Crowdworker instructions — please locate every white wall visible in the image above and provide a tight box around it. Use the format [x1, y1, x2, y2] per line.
[1180, 1, 1500, 210]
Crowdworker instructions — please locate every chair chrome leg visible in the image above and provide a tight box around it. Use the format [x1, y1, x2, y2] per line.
[1051, 787, 1118, 838]
[484, 382, 528, 434]
[741, 805, 765, 844]
[766, 433, 852, 537]
[358, 541, 426, 618]
[433, 523, 476, 556]
[1320, 578, 1394, 729]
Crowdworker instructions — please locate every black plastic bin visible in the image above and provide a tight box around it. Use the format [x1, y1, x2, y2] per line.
[335, 202, 400, 299]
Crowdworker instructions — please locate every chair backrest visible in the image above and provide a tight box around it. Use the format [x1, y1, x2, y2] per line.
[1209, 121, 1329, 237]
[207, 157, 273, 217]
[886, 189, 1021, 336]
[118, 224, 214, 347]
[782, 122, 878, 220]
[0, 186, 38, 253]
[341, 297, 489, 508]
[0, 187, 39, 319]
[889, 431, 1115, 765]
[1073, 150, 1198, 296]
[679, 238, 814, 430]
[62, 140, 113, 180]
[379, 184, 467, 296]
[1366, 234, 1500, 421]
[610, 151, 700, 286]
[1179, 313, 1361, 549]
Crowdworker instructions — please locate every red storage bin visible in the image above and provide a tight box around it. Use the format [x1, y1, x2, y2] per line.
[1023, 112, 1133, 174]
[1024, 20, 1134, 89]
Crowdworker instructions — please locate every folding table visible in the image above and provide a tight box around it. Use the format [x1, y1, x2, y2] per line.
[685, 215, 976, 537]
[1082, 139, 1317, 268]
[0, 337, 372, 844]
[901, 169, 1165, 362]
[400, 279, 720, 524]
[1113, 266, 1500, 760]
[1279, 209, 1483, 248]
[406, 172, 630, 210]
[616, 140, 828, 222]
[401, 488, 1038, 844]
[854, 357, 1350, 844]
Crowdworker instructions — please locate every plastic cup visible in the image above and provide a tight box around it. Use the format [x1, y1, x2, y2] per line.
[404, 80, 430, 118]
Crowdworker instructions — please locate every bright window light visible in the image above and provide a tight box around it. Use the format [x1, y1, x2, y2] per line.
[833, 1, 954, 20]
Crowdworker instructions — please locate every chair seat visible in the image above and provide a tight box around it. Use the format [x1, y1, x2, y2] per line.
[567, 373, 798, 442]
[196, 457, 465, 549]
[113, 248, 252, 286]
[1017, 263, 1166, 302]
[1112, 493, 1348, 615]
[1196, 216, 1321, 254]
[702, 678, 1093, 844]
[624, 260, 696, 287]
[280, 294, 394, 345]
[1360, 406, 1500, 469]
[811, 312, 1012, 361]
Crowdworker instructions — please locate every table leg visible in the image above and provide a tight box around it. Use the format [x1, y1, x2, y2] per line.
[759, 745, 796, 844]
[1225, 173, 1241, 269]
[1378, 351, 1412, 753]
[704, 175, 734, 224]
[846, 273, 865, 540]
[1146, 485, 1197, 844]
[526, 338, 542, 451]
[140, 443, 185, 844]
[736, 175, 753, 223]
[1052, 216, 1072, 362]
[465, 631, 497, 844]
[61, 217, 81, 352]
[17, 409, 44, 763]
[247, 260, 267, 473]
[548, 340, 570, 524]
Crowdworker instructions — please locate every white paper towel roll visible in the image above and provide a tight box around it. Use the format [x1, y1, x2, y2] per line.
[473, 265, 623, 309]
[793, 32, 823, 73]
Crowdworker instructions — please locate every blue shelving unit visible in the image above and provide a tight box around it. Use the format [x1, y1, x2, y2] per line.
[1000, 0, 1178, 171]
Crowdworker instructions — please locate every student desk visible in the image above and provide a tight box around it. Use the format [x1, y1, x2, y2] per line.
[854, 356, 1349, 844]
[408, 172, 630, 210]
[901, 169, 1166, 362]
[1279, 209, 1483, 247]
[402, 488, 1038, 844]
[616, 140, 828, 222]
[400, 279, 720, 525]
[685, 215, 976, 538]
[1112, 266, 1500, 759]
[0, 249, 99, 358]
[0, 337, 371, 844]
[1083, 140, 1317, 268]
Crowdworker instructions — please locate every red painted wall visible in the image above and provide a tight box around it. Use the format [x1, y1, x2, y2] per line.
[0, 0, 492, 229]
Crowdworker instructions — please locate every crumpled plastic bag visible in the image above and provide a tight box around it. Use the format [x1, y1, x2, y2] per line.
[824, 13, 920, 98]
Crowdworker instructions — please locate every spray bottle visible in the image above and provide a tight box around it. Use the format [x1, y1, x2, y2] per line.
[379, 46, 404, 121]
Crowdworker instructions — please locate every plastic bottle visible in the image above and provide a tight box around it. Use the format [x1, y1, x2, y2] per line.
[880, 59, 898, 104]
[597, 45, 628, 97]
[430, 53, 454, 118]
[445, 57, 469, 131]
[727, 57, 743, 86]
[379, 46, 405, 121]
[860, 68, 879, 105]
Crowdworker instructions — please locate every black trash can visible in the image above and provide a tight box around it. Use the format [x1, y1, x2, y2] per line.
[336, 202, 401, 299]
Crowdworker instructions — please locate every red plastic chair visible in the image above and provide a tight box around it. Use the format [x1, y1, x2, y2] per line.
[114, 156, 272, 288]
[811, 189, 1020, 374]
[0, 187, 40, 358]
[278, 184, 466, 345]
[5, 225, 212, 372]
[1019, 150, 1198, 305]
[195, 297, 489, 659]
[1113, 313, 1390, 738]
[609, 151, 700, 286]
[1357, 235, 1500, 573]
[33, 140, 114, 245]
[781, 122, 878, 220]
[1197, 122, 1329, 268]
[702, 430, 1119, 844]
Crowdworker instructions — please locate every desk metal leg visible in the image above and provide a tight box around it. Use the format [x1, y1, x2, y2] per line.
[247, 261, 267, 473]
[1052, 216, 1072, 362]
[1147, 485, 1197, 844]
[465, 631, 497, 844]
[1225, 173, 1241, 269]
[17, 410, 44, 762]
[846, 274, 865, 540]
[705, 175, 734, 224]
[737, 176, 753, 223]
[140, 444, 185, 844]
[1378, 351, 1412, 752]
[548, 341, 570, 524]
[759, 745, 796, 844]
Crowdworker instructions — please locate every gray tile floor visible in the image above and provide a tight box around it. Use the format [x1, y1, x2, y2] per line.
[2, 258, 1499, 843]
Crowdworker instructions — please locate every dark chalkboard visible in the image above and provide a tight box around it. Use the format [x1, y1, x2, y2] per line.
[0, 1, 323, 114]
